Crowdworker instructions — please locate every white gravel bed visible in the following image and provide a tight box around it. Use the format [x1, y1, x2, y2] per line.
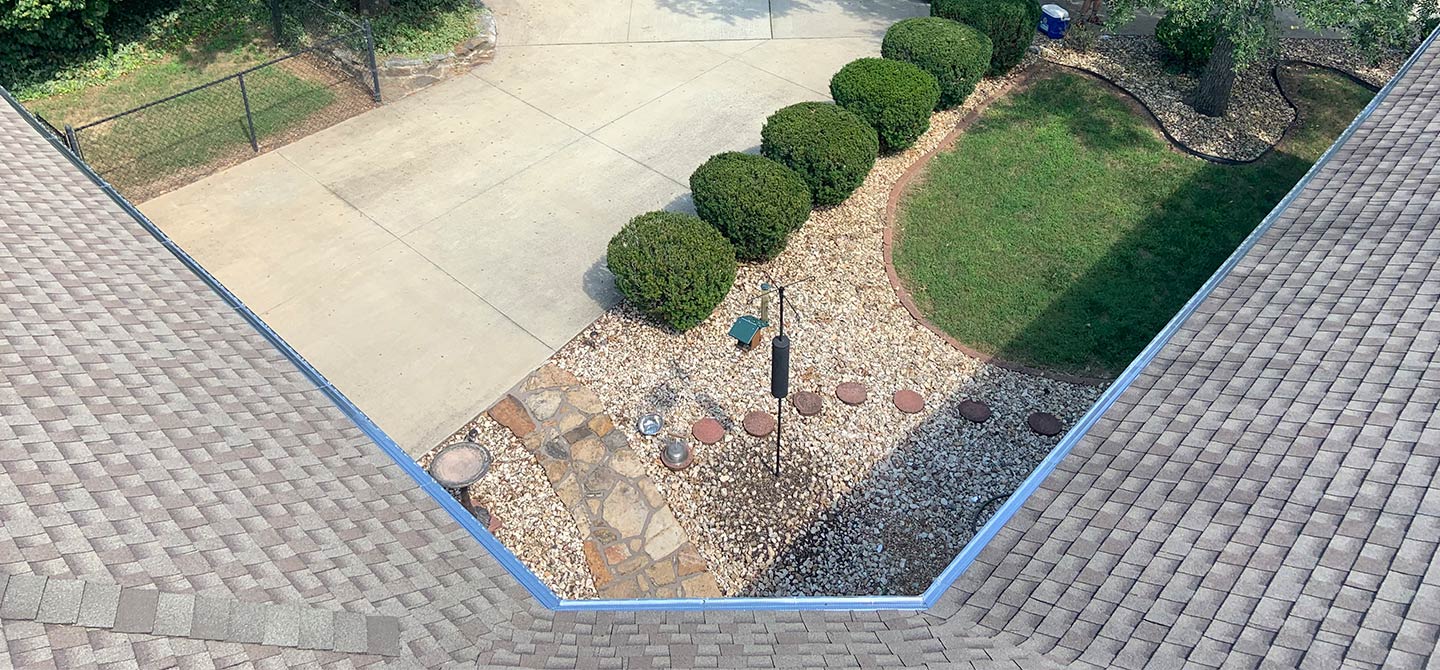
[422, 417, 598, 600]
[1038, 36, 1401, 161]
[552, 60, 1105, 597]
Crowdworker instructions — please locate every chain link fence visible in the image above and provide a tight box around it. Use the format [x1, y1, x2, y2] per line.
[61, 0, 380, 202]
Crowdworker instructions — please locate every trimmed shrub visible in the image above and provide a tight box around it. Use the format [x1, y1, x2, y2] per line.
[760, 102, 879, 207]
[1155, 13, 1218, 72]
[1066, 21, 1102, 52]
[830, 58, 940, 152]
[882, 18, 992, 109]
[607, 211, 737, 331]
[690, 152, 812, 261]
[931, 0, 1042, 75]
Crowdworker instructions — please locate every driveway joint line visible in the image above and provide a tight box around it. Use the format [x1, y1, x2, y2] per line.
[265, 152, 554, 352]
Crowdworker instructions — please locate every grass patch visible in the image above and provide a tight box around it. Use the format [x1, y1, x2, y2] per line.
[892, 66, 1373, 377]
[72, 62, 336, 197]
[26, 40, 278, 127]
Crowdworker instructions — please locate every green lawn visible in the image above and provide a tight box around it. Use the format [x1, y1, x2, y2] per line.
[892, 67, 1374, 378]
[64, 60, 337, 199]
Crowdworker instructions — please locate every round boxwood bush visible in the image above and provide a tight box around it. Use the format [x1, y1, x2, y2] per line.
[1155, 13, 1218, 72]
[931, 0, 1041, 75]
[760, 102, 879, 207]
[882, 18, 993, 109]
[829, 58, 940, 152]
[607, 211, 737, 331]
[690, 152, 812, 261]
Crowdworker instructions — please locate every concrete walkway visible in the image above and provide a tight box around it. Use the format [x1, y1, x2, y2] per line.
[140, 0, 927, 455]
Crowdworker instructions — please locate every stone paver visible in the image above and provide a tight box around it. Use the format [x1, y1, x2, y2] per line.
[1026, 411, 1064, 436]
[137, 0, 927, 457]
[836, 381, 869, 406]
[471, 364, 721, 599]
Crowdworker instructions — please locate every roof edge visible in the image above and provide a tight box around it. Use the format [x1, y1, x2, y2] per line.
[0, 87, 564, 610]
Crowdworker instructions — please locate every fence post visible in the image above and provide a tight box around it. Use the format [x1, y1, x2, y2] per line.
[63, 124, 83, 159]
[237, 73, 260, 153]
[269, 0, 285, 46]
[362, 20, 383, 104]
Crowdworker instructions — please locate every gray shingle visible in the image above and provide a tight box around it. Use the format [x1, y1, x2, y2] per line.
[112, 588, 161, 634]
[150, 591, 195, 637]
[74, 582, 120, 629]
[0, 574, 46, 619]
[34, 578, 84, 625]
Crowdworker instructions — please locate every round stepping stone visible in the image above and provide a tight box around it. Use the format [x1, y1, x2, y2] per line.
[691, 418, 724, 444]
[836, 382, 868, 406]
[1027, 411, 1064, 436]
[958, 400, 992, 424]
[743, 411, 776, 437]
[791, 391, 823, 417]
[893, 389, 925, 414]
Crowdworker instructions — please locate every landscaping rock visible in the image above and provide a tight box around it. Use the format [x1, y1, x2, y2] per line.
[835, 382, 868, 406]
[1027, 411, 1064, 436]
[743, 411, 777, 437]
[791, 391, 824, 416]
[691, 418, 725, 445]
[548, 58, 1106, 598]
[893, 389, 925, 414]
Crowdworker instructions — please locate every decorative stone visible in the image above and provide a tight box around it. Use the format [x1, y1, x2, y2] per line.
[681, 573, 723, 598]
[892, 389, 925, 414]
[568, 388, 605, 414]
[1028, 411, 1064, 436]
[583, 541, 613, 589]
[958, 400, 992, 423]
[486, 395, 535, 438]
[836, 382, 868, 406]
[601, 483, 647, 537]
[791, 391, 823, 416]
[588, 415, 614, 437]
[691, 418, 724, 445]
[526, 390, 564, 420]
[676, 547, 708, 577]
[743, 411, 776, 437]
[570, 436, 606, 465]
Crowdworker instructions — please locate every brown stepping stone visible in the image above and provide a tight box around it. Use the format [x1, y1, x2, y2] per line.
[691, 418, 724, 445]
[743, 411, 776, 437]
[791, 391, 823, 416]
[958, 399, 991, 423]
[836, 382, 868, 406]
[893, 389, 925, 414]
[1027, 411, 1064, 436]
[487, 395, 535, 438]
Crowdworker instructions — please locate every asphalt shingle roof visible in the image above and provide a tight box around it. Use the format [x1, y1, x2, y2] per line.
[2, 30, 1439, 669]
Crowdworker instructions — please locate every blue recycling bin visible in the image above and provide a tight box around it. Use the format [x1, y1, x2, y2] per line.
[1039, 4, 1070, 39]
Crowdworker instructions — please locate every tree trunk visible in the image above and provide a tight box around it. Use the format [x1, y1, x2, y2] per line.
[1193, 31, 1237, 117]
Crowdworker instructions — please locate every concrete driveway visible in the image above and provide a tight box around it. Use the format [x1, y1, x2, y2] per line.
[140, 0, 927, 455]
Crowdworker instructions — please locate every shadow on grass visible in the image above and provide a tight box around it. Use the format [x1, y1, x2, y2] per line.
[726, 66, 1373, 598]
[891, 67, 1373, 379]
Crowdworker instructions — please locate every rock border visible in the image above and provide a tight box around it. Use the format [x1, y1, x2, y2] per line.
[329, 2, 497, 100]
[1042, 58, 1380, 166]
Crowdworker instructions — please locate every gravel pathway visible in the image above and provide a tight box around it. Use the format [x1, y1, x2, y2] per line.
[552, 59, 1105, 597]
[1038, 36, 1402, 161]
